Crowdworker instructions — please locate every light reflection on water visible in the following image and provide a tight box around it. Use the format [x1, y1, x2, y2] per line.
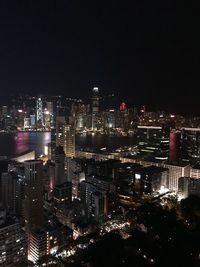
[0, 132, 136, 157]
[76, 133, 136, 151]
[0, 132, 51, 157]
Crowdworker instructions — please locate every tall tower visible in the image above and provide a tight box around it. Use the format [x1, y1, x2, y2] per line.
[91, 87, 99, 130]
[24, 160, 44, 233]
[1, 172, 14, 212]
[47, 101, 54, 128]
[36, 98, 44, 128]
[56, 116, 65, 147]
[47, 101, 53, 115]
[55, 146, 66, 186]
[63, 124, 75, 158]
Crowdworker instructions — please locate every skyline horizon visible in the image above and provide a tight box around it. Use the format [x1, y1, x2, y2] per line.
[0, 89, 199, 117]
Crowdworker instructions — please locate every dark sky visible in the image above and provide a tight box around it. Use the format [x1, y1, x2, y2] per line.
[0, 1, 199, 114]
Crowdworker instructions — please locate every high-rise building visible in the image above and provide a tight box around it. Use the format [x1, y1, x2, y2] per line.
[135, 166, 169, 196]
[49, 129, 57, 162]
[164, 162, 190, 192]
[120, 102, 126, 111]
[28, 221, 73, 263]
[47, 101, 53, 115]
[24, 160, 44, 232]
[30, 114, 36, 129]
[114, 162, 142, 197]
[1, 172, 14, 212]
[54, 181, 72, 208]
[47, 101, 54, 128]
[178, 177, 200, 199]
[3, 165, 26, 217]
[24, 117, 31, 129]
[28, 229, 47, 263]
[1, 106, 8, 118]
[86, 175, 115, 193]
[181, 128, 200, 163]
[91, 87, 100, 130]
[63, 124, 75, 157]
[169, 130, 181, 162]
[102, 109, 116, 129]
[36, 98, 44, 128]
[80, 181, 107, 221]
[43, 109, 51, 129]
[13, 173, 26, 217]
[65, 158, 83, 198]
[0, 210, 27, 266]
[56, 116, 65, 147]
[76, 113, 86, 129]
[0, 161, 9, 203]
[190, 164, 200, 179]
[55, 146, 66, 186]
[136, 125, 170, 161]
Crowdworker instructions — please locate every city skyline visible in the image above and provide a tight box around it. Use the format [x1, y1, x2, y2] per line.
[0, 2, 200, 266]
[1, 90, 200, 117]
[0, 2, 199, 114]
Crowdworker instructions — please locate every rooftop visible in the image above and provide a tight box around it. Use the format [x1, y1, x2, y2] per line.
[164, 161, 190, 167]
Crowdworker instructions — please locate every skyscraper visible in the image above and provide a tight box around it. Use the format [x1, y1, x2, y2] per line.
[91, 87, 100, 130]
[47, 101, 53, 115]
[36, 98, 44, 128]
[24, 160, 44, 232]
[56, 116, 65, 147]
[80, 181, 107, 221]
[181, 128, 200, 163]
[1, 172, 14, 212]
[63, 124, 75, 158]
[47, 101, 54, 128]
[28, 229, 47, 263]
[54, 181, 72, 208]
[0, 210, 27, 266]
[55, 146, 66, 186]
[1, 106, 8, 118]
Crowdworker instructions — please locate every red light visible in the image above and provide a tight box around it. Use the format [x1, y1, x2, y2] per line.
[120, 102, 126, 111]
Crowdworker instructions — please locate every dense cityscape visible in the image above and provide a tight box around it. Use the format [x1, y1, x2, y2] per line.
[0, 1, 200, 267]
[0, 88, 199, 266]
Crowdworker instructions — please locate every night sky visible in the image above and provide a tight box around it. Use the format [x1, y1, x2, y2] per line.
[0, 1, 199, 114]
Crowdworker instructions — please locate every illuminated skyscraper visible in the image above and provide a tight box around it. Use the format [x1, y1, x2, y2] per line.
[43, 109, 51, 129]
[47, 101, 54, 128]
[30, 114, 36, 128]
[36, 98, 44, 128]
[181, 128, 200, 163]
[63, 124, 75, 158]
[55, 116, 75, 158]
[91, 87, 99, 130]
[28, 230, 47, 263]
[47, 101, 53, 115]
[56, 116, 65, 147]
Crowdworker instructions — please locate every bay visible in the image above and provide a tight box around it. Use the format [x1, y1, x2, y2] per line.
[0, 132, 136, 157]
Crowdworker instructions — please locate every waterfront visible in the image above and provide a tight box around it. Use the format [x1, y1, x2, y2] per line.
[0, 132, 136, 158]
[0, 132, 51, 158]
